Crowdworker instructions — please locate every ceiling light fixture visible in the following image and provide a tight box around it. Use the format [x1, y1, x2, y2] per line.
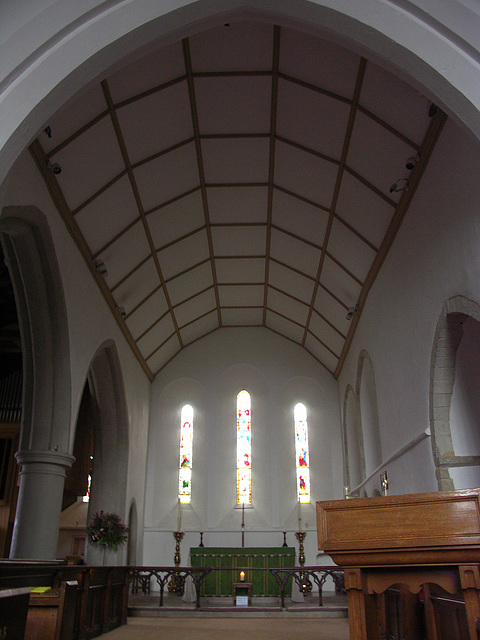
[117, 306, 126, 318]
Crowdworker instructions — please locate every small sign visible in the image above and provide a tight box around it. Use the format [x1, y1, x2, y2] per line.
[236, 595, 249, 606]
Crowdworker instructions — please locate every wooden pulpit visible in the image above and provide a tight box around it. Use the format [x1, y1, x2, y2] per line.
[317, 489, 480, 640]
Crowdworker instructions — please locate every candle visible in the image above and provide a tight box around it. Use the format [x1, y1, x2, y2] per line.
[283, 520, 286, 532]
[177, 499, 182, 531]
[298, 499, 302, 531]
[241, 503, 245, 526]
[240, 571, 245, 582]
[200, 518, 203, 533]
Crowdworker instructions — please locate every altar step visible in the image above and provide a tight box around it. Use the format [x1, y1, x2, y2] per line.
[128, 593, 348, 619]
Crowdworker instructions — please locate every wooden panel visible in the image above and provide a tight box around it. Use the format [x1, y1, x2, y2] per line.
[317, 489, 480, 556]
[0, 588, 30, 640]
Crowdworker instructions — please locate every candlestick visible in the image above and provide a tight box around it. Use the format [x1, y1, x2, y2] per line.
[168, 531, 185, 595]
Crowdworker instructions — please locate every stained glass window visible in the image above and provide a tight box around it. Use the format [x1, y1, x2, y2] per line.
[237, 390, 251, 504]
[294, 403, 310, 503]
[178, 404, 193, 504]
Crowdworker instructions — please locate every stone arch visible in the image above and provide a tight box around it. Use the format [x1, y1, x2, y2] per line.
[342, 384, 365, 495]
[430, 296, 480, 491]
[2, 0, 480, 190]
[84, 340, 129, 565]
[0, 206, 74, 559]
[356, 350, 382, 477]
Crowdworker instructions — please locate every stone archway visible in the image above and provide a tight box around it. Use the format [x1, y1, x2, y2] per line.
[430, 296, 480, 491]
[84, 340, 129, 565]
[0, 206, 73, 560]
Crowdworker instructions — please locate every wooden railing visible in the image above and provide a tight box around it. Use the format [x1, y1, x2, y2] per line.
[129, 565, 345, 610]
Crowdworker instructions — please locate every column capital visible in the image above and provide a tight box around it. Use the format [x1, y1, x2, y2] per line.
[15, 449, 75, 469]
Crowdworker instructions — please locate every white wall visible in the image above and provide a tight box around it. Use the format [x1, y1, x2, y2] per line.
[144, 327, 342, 567]
[339, 117, 480, 496]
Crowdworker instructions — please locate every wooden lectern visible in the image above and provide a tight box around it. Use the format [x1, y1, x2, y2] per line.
[317, 489, 480, 640]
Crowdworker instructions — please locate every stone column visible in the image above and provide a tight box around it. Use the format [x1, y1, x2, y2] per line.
[9, 450, 75, 560]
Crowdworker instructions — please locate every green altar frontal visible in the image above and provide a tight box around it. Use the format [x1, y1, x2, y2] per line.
[190, 547, 295, 596]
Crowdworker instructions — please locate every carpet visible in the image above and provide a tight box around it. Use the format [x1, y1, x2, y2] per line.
[101, 617, 350, 640]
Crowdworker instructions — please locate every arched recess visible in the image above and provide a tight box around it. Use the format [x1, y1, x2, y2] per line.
[84, 340, 129, 565]
[0, 206, 73, 559]
[430, 296, 480, 491]
[127, 499, 138, 566]
[342, 384, 365, 495]
[356, 350, 382, 477]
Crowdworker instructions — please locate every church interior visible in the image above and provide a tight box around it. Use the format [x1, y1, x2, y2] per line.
[1, 1, 480, 637]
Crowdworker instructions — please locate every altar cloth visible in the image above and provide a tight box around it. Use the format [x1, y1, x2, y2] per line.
[190, 547, 295, 596]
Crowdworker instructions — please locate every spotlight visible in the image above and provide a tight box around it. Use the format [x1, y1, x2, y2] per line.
[389, 178, 409, 194]
[117, 306, 126, 318]
[44, 126, 52, 138]
[346, 305, 358, 321]
[47, 161, 62, 175]
[405, 155, 419, 171]
[428, 102, 437, 118]
[94, 259, 108, 276]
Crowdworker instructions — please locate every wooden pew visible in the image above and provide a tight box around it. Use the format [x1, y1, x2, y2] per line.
[0, 587, 31, 640]
[25, 581, 77, 640]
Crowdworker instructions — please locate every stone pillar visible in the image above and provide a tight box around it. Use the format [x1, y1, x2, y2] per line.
[9, 450, 74, 560]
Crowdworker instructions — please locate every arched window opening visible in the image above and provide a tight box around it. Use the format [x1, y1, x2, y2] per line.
[237, 390, 251, 505]
[294, 403, 310, 503]
[178, 404, 193, 504]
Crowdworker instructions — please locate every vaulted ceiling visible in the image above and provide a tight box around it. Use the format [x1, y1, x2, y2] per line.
[29, 20, 446, 380]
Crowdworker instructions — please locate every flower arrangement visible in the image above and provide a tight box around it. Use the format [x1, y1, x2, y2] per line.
[86, 511, 128, 550]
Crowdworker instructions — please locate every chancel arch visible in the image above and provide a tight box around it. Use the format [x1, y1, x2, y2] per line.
[430, 296, 480, 491]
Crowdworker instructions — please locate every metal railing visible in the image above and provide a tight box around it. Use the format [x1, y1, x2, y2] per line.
[129, 565, 345, 610]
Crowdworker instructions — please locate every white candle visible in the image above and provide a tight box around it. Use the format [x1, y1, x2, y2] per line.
[177, 499, 182, 531]
[298, 499, 302, 531]
[240, 571, 245, 582]
[283, 520, 286, 532]
[242, 503, 245, 526]
[200, 518, 203, 533]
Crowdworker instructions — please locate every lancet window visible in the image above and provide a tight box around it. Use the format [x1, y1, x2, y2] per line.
[294, 402, 311, 503]
[178, 404, 193, 504]
[237, 390, 252, 504]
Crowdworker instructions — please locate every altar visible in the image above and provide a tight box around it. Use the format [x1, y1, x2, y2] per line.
[190, 547, 295, 596]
